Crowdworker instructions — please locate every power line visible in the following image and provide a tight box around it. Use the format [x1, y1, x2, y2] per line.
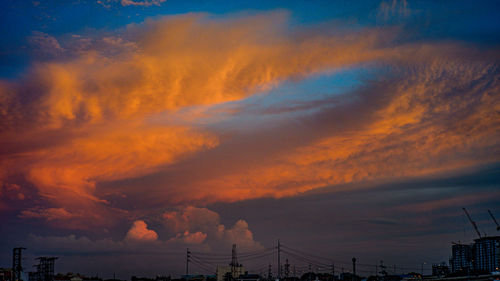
[183, 242, 432, 276]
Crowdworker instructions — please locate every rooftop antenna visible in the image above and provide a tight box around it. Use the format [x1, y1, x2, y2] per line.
[230, 244, 239, 279]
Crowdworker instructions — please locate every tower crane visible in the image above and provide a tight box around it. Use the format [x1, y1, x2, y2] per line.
[462, 208, 482, 239]
[487, 209, 500, 231]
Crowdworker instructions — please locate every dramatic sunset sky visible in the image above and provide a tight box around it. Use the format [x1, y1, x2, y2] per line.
[0, 0, 499, 278]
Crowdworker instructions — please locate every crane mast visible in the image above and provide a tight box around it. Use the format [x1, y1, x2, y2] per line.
[462, 208, 482, 239]
[487, 209, 500, 231]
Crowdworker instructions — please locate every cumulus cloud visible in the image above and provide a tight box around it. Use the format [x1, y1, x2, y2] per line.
[26, 208, 261, 256]
[164, 206, 220, 233]
[174, 231, 207, 244]
[164, 206, 262, 250]
[125, 220, 158, 241]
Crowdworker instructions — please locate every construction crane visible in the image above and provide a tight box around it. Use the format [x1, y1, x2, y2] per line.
[463, 208, 482, 239]
[487, 209, 500, 231]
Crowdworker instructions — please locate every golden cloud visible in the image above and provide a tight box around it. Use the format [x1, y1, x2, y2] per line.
[165, 61, 499, 203]
[0, 12, 497, 229]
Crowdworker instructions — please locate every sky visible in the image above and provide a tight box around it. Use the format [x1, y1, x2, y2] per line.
[0, 0, 499, 278]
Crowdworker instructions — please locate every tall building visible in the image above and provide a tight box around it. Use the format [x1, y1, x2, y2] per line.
[33, 257, 57, 281]
[449, 243, 473, 273]
[473, 236, 500, 273]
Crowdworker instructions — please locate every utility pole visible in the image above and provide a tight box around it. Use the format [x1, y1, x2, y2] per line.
[352, 258, 356, 280]
[186, 248, 190, 276]
[284, 259, 290, 278]
[277, 240, 281, 280]
[268, 263, 272, 281]
[379, 260, 386, 277]
[331, 263, 335, 281]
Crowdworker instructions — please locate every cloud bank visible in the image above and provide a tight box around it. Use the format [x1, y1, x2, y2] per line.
[0, 11, 498, 236]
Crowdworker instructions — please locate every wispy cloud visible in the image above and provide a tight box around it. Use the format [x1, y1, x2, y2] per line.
[120, 0, 166, 7]
[97, 0, 167, 8]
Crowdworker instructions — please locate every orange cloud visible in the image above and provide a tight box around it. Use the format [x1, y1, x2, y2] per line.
[24, 124, 217, 203]
[0, 12, 408, 226]
[19, 207, 75, 221]
[0, 122, 217, 229]
[175, 231, 207, 244]
[0, 12, 497, 230]
[125, 220, 158, 241]
[160, 60, 499, 204]
[2, 12, 416, 131]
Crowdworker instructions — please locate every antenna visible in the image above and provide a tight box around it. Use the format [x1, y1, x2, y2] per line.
[230, 244, 239, 279]
[277, 239, 281, 280]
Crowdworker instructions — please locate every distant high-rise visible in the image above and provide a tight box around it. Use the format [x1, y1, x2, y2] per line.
[473, 236, 500, 273]
[13, 248, 26, 281]
[35, 257, 58, 281]
[449, 243, 473, 273]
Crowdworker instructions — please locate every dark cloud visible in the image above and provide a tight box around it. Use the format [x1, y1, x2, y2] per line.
[209, 164, 500, 267]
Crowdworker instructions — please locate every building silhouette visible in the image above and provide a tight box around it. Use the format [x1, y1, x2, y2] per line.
[449, 243, 473, 273]
[473, 236, 500, 272]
